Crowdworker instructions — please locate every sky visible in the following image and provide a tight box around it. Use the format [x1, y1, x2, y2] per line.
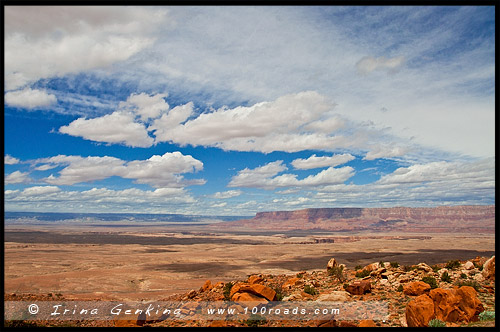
[3, 6, 495, 216]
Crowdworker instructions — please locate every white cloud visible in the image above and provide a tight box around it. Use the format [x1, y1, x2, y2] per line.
[34, 152, 204, 188]
[364, 146, 408, 161]
[228, 160, 354, 190]
[119, 92, 169, 121]
[355, 55, 405, 75]
[5, 171, 31, 184]
[22, 186, 61, 196]
[5, 88, 57, 109]
[291, 153, 355, 170]
[4, 6, 168, 90]
[5, 155, 20, 165]
[59, 111, 154, 147]
[212, 190, 243, 199]
[5, 186, 196, 213]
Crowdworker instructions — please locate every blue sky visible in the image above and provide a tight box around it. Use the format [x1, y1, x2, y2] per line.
[4, 6, 495, 215]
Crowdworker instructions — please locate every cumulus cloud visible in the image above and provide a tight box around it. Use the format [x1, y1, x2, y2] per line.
[5, 186, 196, 213]
[5, 171, 31, 184]
[356, 55, 405, 75]
[364, 146, 408, 160]
[119, 92, 170, 121]
[5, 88, 57, 109]
[291, 153, 355, 170]
[34, 152, 204, 188]
[5, 155, 20, 165]
[212, 190, 243, 199]
[4, 6, 167, 90]
[315, 157, 495, 207]
[59, 110, 154, 147]
[228, 160, 354, 190]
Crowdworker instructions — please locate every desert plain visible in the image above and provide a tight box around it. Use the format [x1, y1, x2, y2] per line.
[4, 221, 495, 302]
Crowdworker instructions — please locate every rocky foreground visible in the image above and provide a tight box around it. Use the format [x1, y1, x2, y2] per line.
[5, 255, 495, 327]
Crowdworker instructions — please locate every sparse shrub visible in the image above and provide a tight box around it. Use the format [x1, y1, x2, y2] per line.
[440, 271, 452, 283]
[474, 263, 483, 271]
[445, 259, 461, 270]
[403, 265, 417, 272]
[296, 272, 304, 278]
[223, 282, 233, 301]
[379, 261, 385, 268]
[328, 265, 347, 282]
[431, 265, 440, 273]
[397, 284, 404, 292]
[390, 262, 399, 268]
[355, 269, 370, 278]
[460, 273, 468, 279]
[478, 310, 495, 321]
[422, 276, 438, 289]
[343, 283, 349, 290]
[245, 313, 266, 327]
[354, 265, 362, 270]
[428, 318, 446, 327]
[272, 285, 284, 301]
[303, 284, 318, 296]
[455, 280, 481, 291]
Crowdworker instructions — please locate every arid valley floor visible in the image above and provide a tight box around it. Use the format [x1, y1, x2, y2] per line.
[4, 222, 495, 327]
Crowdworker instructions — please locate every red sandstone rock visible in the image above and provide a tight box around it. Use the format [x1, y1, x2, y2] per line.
[345, 280, 371, 295]
[403, 281, 431, 296]
[405, 294, 435, 327]
[326, 258, 337, 271]
[230, 283, 277, 301]
[200, 280, 212, 292]
[248, 275, 264, 284]
[231, 291, 268, 304]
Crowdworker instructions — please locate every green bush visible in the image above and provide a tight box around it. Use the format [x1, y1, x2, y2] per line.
[460, 273, 468, 279]
[431, 265, 440, 273]
[355, 269, 370, 278]
[328, 265, 346, 282]
[455, 280, 481, 291]
[223, 282, 233, 301]
[390, 262, 400, 268]
[478, 310, 495, 321]
[428, 318, 446, 327]
[445, 260, 461, 270]
[354, 265, 363, 270]
[397, 284, 404, 292]
[440, 271, 452, 282]
[422, 276, 438, 289]
[303, 284, 318, 296]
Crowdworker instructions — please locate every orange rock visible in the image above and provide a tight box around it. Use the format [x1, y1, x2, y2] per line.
[207, 320, 229, 327]
[231, 291, 268, 305]
[200, 279, 212, 292]
[403, 281, 431, 296]
[430, 286, 484, 323]
[358, 319, 377, 327]
[230, 283, 277, 301]
[326, 258, 338, 271]
[405, 294, 435, 327]
[248, 275, 264, 284]
[282, 277, 302, 289]
[345, 280, 371, 295]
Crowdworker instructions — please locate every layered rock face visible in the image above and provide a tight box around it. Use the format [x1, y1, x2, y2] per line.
[223, 205, 495, 233]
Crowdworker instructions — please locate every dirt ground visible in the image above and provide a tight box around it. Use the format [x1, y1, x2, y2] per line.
[4, 223, 495, 301]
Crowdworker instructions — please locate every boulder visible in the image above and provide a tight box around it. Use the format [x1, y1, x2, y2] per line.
[482, 256, 495, 280]
[429, 286, 484, 323]
[200, 280, 212, 292]
[326, 258, 338, 271]
[405, 294, 435, 327]
[463, 261, 475, 270]
[231, 291, 268, 305]
[230, 283, 277, 301]
[403, 281, 431, 296]
[416, 263, 433, 272]
[248, 275, 264, 284]
[364, 262, 380, 272]
[345, 280, 371, 295]
[282, 277, 302, 289]
[406, 286, 484, 327]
